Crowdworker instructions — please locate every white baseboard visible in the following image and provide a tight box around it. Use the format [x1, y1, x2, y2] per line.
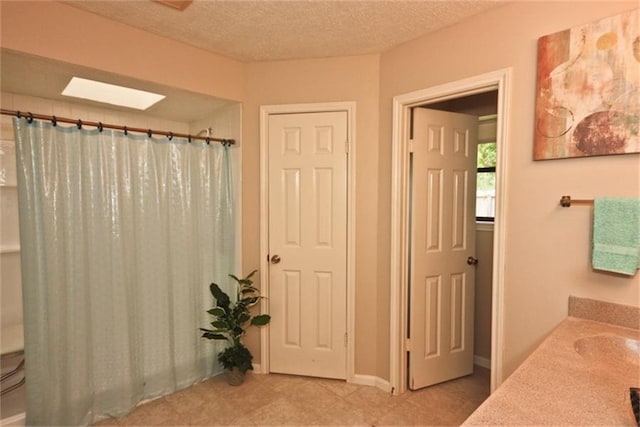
[350, 374, 392, 393]
[474, 355, 491, 370]
[252, 363, 263, 374]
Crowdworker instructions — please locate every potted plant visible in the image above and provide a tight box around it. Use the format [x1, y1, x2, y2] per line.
[200, 270, 271, 385]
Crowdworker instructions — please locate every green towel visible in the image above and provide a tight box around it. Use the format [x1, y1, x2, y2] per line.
[592, 197, 640, 276]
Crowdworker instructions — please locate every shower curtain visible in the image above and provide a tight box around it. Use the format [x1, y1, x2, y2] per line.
[13, 118, 235, 425]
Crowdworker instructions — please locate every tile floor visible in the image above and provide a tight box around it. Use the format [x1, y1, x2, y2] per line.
[94, 366, 490, 426]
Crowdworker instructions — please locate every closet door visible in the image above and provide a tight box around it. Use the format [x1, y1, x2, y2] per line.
[267, 111, 348, 379]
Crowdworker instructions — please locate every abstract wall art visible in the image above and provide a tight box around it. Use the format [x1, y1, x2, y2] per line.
[534, 9, 639, 160]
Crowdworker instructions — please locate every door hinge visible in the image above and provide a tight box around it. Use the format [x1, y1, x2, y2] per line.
[344, 332, 348, 347]
[345, 140, 349, 154]
[405, 338, 411, 351]
[409, 139, 415, 153]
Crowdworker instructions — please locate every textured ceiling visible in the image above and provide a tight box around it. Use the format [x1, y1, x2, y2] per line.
[2, 1, 507, 123]
[64, 0, 506, 62]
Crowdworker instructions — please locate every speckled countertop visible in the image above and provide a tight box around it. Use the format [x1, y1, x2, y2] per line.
[463, 314, 640, 425]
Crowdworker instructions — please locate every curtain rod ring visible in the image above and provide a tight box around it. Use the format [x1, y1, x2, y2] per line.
[51, 116, 57, 127]
[98, 122, 103, 132]
[16, 111, 21, 119]
[206, 137, 211, 145]
[168, 132, 173, 141]
[123, 126, 128, 136]
[147, 129, 152, 138]
[27, 112, 34, 124]
[188, 135, 192, 143]
[77, 119, 83, 130]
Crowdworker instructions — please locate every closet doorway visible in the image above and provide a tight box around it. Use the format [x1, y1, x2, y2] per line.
[389, 69, 511, 395]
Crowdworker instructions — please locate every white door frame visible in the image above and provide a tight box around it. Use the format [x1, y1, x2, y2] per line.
[259, 101, 356, 382]
[390, 69, 511, 395]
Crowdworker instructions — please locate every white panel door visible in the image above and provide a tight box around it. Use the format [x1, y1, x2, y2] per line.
[409, 108, 478, 390]
[268, 111, 347, 379]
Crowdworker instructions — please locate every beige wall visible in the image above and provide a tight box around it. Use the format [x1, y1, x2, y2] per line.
[378, 1, 640, 378]
[242, 55, 381, 375]
[475, 227, 494, 362]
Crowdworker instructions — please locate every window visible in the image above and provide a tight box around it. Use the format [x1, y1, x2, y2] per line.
[476, 115, 496, 222]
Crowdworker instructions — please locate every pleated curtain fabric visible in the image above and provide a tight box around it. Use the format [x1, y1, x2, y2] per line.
[13, 118, 235, 425]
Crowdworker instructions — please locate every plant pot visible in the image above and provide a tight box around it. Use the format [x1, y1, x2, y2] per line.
[226, 367, 245, 386]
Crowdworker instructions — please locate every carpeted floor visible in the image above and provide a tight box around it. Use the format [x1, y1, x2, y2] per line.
[94, 366, 490, 426]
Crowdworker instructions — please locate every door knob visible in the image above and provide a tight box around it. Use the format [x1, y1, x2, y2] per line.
[270, 255, 281, 264]
[467, 256, 478, 265]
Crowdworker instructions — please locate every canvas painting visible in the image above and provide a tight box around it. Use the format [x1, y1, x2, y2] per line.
[534, 9, 639, 160]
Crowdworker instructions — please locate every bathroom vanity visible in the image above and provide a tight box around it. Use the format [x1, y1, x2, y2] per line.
[463, 297, 640, 426]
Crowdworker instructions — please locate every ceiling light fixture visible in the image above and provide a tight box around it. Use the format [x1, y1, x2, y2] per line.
[153, 0, 193, 11]
[62, 77, 166, 110]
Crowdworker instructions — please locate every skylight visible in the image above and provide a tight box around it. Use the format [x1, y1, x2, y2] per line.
[62, 77, 165, 110]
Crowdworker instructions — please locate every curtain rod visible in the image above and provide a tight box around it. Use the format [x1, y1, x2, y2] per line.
[0, 109, 235, 146]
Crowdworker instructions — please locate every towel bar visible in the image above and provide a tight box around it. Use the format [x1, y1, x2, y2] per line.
[560, 196, 594, 208]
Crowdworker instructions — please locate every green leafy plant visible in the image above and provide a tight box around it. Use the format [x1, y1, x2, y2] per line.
[200, 270, 271, 375]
